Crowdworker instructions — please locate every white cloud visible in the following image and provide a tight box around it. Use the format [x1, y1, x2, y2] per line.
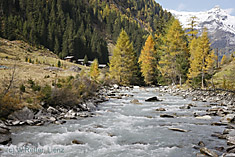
[224, 8, 234, 15]
[177, 3, 186, 11]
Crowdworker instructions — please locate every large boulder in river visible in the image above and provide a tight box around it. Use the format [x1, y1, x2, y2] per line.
[145, 97, 162, 102]
[8, 107, 34, 121]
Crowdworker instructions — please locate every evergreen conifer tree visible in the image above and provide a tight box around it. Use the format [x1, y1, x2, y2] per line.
[84, 55, 88, 65]
[109, 29, 138, 85]
[186, 16, 198, 41]
[159, 19, 188, 85]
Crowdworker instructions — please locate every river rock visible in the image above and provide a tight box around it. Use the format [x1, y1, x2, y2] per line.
[211, 133, 227, 139]
[223, 129, 233, 135]
[215, 147, 224, 152]
[223, 153, 235, 157]
[64, 110, 77, 119]
[221, 114, 235, 123]
[8, 107, 34, 121]
[0, 121, 11, 145]
[113, 84, 119, 89]
[77, 112, 92, 118]
[145, 97, 162, 102]
[47, 106, 59, 114]
[211, 122, 228, 126]
[198, 141, 205, 147]
[130, 99, 142, 105]
[196, 115, 212, 120]
[200, 147, 218, 157]
[25, 120, 34, 125]
[107, 133, 115, 137]
[227, 145, 235, 153]
[132, 142, 148, 145]
[227, 136, 235, 146]
[72, 140, 85, 145]
[160, 114, 175, 118]
[86, 102, 97, 111]
[12, 120, 21, 126]
[179, 105, 191, 109]
[155, 108, 166, 111]
[196, 153, 207, 157]
[0, 134, 11, 145]
[168, 128, 188, 132]
[49, 117, 56, 122]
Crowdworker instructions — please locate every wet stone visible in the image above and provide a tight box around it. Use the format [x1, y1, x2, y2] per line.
[200, 147, 218, 157]
[130, 99, 142, 105]
[227, 145, 235, 153]
[168, 128, 188, 132]
[72, 140, 85, 145]
[160, 114, 175, 118]
[198, 141, 205, 147]
[215, 147, 224, 152]
[155, 108, 166, 111]
[145, 97, 162, 102]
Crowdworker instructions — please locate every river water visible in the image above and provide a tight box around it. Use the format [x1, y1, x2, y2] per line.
[0, 87, 227, 157]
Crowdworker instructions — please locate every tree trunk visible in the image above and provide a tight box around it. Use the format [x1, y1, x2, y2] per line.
[179, 75, 182, 87]
[201, 71, 204, 89]
[202, 58, 205, 89]
[211, 77, 215, 90]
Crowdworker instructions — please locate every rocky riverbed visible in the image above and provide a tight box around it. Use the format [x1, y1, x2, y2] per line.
[157, 86, 235, 156]
[0, 86, 234, 156]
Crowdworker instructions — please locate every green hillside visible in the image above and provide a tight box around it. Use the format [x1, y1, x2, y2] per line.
[213, 59, 235, 90]
[0, 0, 172, 63]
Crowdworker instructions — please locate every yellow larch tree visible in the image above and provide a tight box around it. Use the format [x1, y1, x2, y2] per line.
[89, 59, 100, 81]
[138, 35, 157, 85]
[187, 28, 215, 88]
[220, 54, 227, 65]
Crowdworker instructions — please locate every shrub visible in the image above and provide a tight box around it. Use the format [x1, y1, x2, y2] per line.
[26, 97, 33, 104]
[28, 79, 35, 87]
[67, 76, 74, 83]
[20, 84, 26, 92]
[28, 79, 41, 91]
[38, 85, 52, 104]
[44, 75, 50, 78]
[0, 93, 21, 118]
[32, 84, 41, 92]
[57, 60, 61, 67]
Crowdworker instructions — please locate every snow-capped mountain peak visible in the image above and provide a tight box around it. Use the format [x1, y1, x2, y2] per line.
[169, 6, 235, 34]
[169, 6, 235, 54]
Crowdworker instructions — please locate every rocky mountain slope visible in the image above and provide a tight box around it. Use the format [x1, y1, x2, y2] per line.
[169, 6, 235, 56]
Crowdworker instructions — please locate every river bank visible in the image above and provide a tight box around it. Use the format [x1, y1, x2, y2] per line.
[0, 85, 116, 145]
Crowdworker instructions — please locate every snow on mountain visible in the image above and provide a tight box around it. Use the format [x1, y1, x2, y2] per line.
[169, 6, 235, 54]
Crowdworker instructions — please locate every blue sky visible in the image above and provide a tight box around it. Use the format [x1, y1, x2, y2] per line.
[155, 0, 235, 16]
